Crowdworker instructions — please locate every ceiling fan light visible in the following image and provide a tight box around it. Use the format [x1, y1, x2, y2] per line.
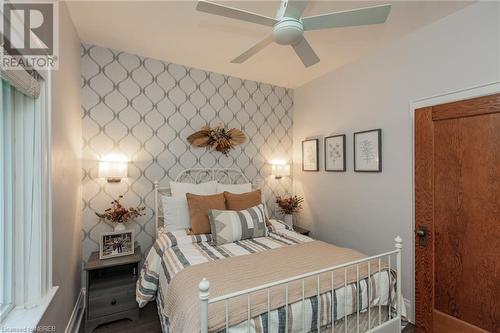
[272, 19, 304, 45]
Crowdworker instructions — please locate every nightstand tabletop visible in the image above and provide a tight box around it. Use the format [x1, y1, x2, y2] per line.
[85, 246, 142, 271]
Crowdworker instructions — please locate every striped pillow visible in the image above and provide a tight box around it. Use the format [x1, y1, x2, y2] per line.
[208, 204, 267, 245]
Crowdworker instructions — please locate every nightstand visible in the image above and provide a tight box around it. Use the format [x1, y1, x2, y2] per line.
[293, 225, 310, 236]
[84, 246, 142, 333]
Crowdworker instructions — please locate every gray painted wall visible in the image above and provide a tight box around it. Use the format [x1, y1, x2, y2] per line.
[292, 2, 500, 322]
[81, 45, 294, 262]
[39, 2, 83, 331]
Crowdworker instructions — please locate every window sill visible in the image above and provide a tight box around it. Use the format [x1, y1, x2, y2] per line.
[1, 286, 59, 331]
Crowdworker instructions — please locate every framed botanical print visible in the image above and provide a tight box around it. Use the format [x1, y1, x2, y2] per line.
[324, 135, 346, 172]
[302, 139, 319, 171]
[354, 129, 382, 172]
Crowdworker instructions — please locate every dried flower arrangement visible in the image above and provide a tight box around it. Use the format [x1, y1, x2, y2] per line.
[95, 195, 145, 225]
[187, 123, 246, 156]
[276, 195, 304, 215]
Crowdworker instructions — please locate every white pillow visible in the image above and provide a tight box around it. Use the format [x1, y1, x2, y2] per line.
[216, 182, 252, 194]
[169, 180, 217, 197]
[161, 196, 191, 231]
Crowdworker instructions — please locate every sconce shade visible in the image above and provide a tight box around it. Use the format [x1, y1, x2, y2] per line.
[99, 154, 128, 182]
[271, 160, 290, 179]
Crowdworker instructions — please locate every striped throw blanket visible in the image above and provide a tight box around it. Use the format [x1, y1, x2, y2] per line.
[137, 221, 397, 333]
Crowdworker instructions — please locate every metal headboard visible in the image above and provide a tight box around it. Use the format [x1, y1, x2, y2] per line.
[154, 168, 258, 237]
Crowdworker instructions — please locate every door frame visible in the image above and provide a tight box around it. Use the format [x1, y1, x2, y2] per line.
[407, 81, 500, 325]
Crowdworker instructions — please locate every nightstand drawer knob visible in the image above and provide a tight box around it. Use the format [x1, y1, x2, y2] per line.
[111, 299, 117, 306]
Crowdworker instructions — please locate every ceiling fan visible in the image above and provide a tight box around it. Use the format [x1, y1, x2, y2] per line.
[196, 0, 391, 67]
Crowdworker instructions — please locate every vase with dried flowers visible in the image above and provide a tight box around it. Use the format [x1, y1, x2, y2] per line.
[95, 195, 145, 231]
[276, 195, 304, 228]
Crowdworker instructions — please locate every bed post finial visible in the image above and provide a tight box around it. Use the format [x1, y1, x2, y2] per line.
[199, 277, 210, 295]
[199, 278, 210, 333]
[395, 236, 402, 249]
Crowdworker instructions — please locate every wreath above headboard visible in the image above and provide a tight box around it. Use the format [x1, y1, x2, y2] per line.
[187, 124, 246, 156]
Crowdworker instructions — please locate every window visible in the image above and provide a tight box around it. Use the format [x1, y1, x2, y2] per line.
[0, 69, 53, 325]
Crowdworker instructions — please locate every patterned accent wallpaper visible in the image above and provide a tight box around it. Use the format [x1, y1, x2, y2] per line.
[81, 44, 294, 262]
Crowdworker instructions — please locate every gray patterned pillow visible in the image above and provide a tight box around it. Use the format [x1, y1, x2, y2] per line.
[208, 204, 267, 245]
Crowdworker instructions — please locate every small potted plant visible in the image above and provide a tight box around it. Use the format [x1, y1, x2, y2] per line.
[96, 195, 145, 231]
[276, 195, 304, 228]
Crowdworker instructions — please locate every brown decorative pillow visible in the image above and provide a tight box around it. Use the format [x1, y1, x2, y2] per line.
[186, 193, 226, 235]
[223, 190, 270, 226]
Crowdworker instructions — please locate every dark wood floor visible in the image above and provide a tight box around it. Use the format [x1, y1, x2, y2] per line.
[88, 302, 415, 333]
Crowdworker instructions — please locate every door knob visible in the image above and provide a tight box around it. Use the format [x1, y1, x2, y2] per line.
[416, 226, 428, 246]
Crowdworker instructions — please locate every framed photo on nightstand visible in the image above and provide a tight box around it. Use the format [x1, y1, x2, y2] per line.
[99, 231, 134, 259]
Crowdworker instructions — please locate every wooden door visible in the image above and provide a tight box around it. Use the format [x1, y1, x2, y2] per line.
[414, 93, 500, 333]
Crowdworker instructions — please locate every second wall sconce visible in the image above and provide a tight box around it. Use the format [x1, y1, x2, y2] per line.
[270, 160, 290, 179]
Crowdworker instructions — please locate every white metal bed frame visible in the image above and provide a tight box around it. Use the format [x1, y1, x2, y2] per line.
[153, 168, 403, 333]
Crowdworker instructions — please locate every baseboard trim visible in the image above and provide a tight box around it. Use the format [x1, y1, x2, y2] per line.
[65, 288, 86, 333]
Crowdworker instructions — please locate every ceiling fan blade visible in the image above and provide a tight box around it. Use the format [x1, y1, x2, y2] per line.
[231, 35, 273, 64]
[302, 4, 391, 31]
[196, 0, 278, 27]
[292, 37, 319, 67]
[283, 0, 309, 19]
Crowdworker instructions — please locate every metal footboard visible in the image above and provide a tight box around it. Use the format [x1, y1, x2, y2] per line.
[199, 236, 403, 333]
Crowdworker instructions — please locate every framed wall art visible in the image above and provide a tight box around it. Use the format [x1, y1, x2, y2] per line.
[302, 139, 319, 171]
[324, 134, 346, 172]
[354, 129, 382, 172]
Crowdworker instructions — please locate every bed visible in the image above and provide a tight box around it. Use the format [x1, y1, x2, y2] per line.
[136, 168, 404, 333]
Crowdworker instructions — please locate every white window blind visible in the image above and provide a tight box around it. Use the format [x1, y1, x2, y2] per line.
[0, 67, 40, 98]
[0, 71, 52, 324]
[0, 78, 14, 321]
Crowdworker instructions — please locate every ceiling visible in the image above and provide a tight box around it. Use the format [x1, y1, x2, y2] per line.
[66, 0, 471, 88]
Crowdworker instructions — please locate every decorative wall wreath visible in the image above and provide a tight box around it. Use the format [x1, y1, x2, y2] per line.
[187, 124, 246, 156]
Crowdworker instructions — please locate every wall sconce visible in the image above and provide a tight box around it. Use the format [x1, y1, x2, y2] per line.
[99, 154, 128, 183]
[270, 160, 290, 179]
